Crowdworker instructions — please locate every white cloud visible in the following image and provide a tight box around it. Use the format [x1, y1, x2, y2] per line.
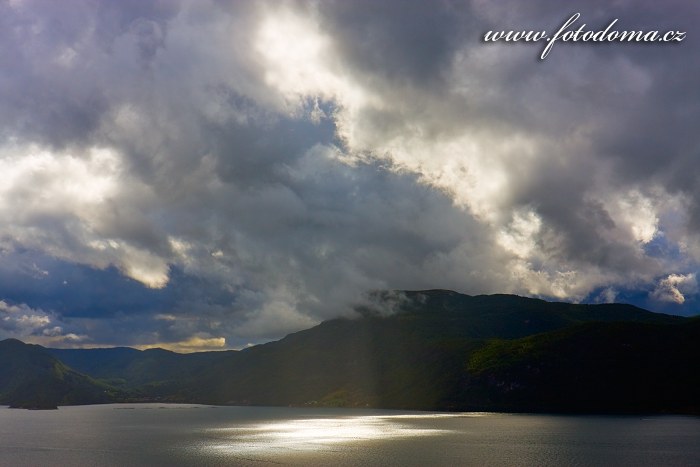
[0, 300, 86, 345]
[234, 286, 319, 339]
[651, 274, 697, 304]
[0, 0, 698, 346]
[595, 287, 618, 304]
[255, 6, 373, 116]
[0, 143, 171, 288]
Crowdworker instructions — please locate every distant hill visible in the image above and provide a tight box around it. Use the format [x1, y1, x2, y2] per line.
[0, 339, 123, 409]
[2, 291, 699, 413]
[49, 346, 235, 401]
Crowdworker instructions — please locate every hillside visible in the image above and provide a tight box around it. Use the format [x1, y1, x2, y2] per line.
[189, 292, 695, 411]
[2, 291, 698, 413]
[465, 319, 700, 413]
[0, 339, 123, 409]
[49, 346, 235, 399]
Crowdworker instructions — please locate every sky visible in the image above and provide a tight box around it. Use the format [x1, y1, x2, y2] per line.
[1, 0, 699, 351]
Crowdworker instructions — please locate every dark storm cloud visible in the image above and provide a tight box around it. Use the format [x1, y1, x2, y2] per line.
[1, 0, 698, 348]
[305, 0, 700, 298]
[0, 0, 181, 148]
[316, 0, 473, 88]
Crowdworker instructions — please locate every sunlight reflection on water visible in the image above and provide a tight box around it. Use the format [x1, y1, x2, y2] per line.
[202, 413, 466, 454]
[3, 406, 699, 466]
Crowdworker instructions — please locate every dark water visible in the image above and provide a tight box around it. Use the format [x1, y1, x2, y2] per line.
[0, 404, 698, 466]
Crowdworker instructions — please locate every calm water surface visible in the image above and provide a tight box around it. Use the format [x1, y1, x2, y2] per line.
[0, 404, 698, 466]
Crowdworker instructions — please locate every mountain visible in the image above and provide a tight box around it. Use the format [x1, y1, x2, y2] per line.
[2, 291, 699, 413]
[189, 291, 695, 411]
[0, 339, 123, 409]
[48, 346, 235, 400]
[465, 319, 700, 413]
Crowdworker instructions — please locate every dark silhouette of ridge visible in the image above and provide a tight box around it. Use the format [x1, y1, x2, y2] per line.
[1, 291, 697, 413]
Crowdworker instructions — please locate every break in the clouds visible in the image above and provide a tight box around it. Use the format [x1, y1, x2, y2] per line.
[0, 0, 698, 350]
[0, 299, 86, 346]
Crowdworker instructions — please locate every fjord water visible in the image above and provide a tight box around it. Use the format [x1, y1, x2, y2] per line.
[0, 405, 698, 466]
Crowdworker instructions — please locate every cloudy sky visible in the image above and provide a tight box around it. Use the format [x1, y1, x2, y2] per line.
[1, 0, 698, 351]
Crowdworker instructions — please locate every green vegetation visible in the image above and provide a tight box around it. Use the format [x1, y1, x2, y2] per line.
[464, 321, 700, 413]
[2, 291, 698, 413]
[0, 339, 124, 409]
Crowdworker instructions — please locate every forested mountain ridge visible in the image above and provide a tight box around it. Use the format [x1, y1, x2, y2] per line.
[2, 291, 697, 413]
